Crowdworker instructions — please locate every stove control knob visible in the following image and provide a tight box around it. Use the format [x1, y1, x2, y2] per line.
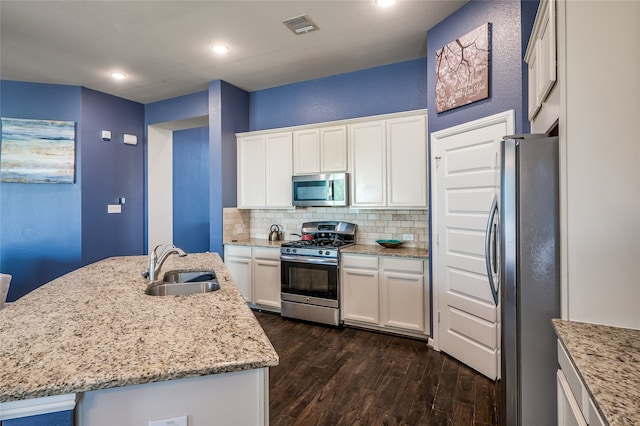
[292, 249, 297, 254]
[318, 250, 323, 255]
[325, 251, 330, 256]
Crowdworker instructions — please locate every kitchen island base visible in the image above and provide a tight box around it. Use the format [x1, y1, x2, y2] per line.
[76, 368, 269, 425]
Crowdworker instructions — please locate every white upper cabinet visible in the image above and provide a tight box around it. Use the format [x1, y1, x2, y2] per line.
[525, 0, 556, 120]
[386, 115, 428, 208]
[237, 131, 293, 209]
[293, 128, 320, 174]
[320, 125, 348, 172]
[237, 134, 266, 207]
[293, 125, 347, 175]
[349, 114, 427, 208]
[349, 120, 387, 207]
[237, 109, 427, 211]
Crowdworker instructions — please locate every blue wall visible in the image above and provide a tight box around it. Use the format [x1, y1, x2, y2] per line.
[145, 82, 249, 256]
[0, 81, 146, 300]
[81, 88, 145, 265]
[145, 90, 209, 125]
[426, 0, 528, 135]
[209, 80, 250, 255]
[173, 126, 210, 253]
[0, 81, 83, 301]
[249, 59, 427, 130]
[3, 409, 73, 426]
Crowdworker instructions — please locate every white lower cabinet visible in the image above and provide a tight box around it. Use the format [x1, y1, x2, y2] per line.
[252, 248, 281, 311]
[341, 255, 380, 325]
[224, 245, 281, 312]
[380, 257, 426, 333]
[341, 253, 429, 339]
[223, 245, 252, 302]
[557, 340, 605, 426]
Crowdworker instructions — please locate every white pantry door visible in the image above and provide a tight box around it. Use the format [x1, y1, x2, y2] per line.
[431, 111, 513, 380]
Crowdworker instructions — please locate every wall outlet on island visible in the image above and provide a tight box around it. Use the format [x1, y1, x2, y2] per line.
[403, 234, 414, 241]
[149, 416, 187, 426]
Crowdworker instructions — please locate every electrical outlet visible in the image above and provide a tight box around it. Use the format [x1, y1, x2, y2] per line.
[403, 233, 414, 241]
[237, 228, 243, 234]
[149, 416, 187, 426]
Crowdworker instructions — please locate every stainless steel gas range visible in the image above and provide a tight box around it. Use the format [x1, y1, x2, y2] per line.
[280, 221, 356, 326]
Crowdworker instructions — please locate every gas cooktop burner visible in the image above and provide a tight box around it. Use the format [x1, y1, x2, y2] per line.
[281, 221, 357, 258]
[282, 238, 350, 249]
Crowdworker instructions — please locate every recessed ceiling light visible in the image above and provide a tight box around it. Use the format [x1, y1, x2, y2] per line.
[110, 72, 127, 80]
[211, 44, 230, 54]
[375, 0, 397, 7]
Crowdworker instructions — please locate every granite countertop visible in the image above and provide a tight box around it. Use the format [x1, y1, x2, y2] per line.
[0, 253, 278, 403]
[224, 238, 285, 248]
[226, 239, 429, 259]
[553, 319, 640, 425]
[341, 244, 429, 259]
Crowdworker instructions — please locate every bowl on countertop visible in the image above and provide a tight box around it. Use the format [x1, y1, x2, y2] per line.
[376, 239, 404, 248]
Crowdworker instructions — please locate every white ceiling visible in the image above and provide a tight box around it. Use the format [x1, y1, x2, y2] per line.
[0, 0, 466, 104]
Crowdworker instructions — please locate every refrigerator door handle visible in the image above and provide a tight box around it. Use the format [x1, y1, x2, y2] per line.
[485, 196, 499, 305]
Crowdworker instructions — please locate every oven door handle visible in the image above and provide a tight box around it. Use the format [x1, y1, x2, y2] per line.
[280, 254, 339, 266]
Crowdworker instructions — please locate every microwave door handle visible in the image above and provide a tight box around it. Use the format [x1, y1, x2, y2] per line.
[328, 180, 333, 201]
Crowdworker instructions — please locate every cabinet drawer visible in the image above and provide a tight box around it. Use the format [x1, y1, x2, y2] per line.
[253, 247, 280, 261]
[341, 254, 378, 270]
[381, 257, 423, 274]
[225, 245, 252, 258]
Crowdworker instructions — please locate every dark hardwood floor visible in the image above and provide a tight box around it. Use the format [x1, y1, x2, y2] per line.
[254, 311, 498, 426]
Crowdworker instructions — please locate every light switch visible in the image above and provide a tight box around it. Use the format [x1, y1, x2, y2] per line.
[148, 415, 188, 426]
[101, 130, 111, 141]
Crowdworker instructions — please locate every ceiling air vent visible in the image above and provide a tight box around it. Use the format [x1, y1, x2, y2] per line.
[283, 14, 318, 35]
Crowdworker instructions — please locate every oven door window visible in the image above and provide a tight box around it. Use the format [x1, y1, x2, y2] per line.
[281, 260, 338, 300]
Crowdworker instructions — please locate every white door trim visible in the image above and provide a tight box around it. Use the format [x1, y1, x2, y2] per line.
[429, 110, 514, 352]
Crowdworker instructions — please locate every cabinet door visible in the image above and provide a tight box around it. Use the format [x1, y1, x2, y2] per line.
[380, 258, 426, 332]
[527, 47, 541, 120]
[224, 249, 252, 302]
[293, 129, 320, 175]
[349, 120, 386, 207]
[341, 255, 380, 324]
[536, 0, 556, 106]
[265, 132, 293, 207]
[557, 370, 588, 426]
[386, 115, 428, 208]
[252, 262, 281, 310]
[342, 268, 379, 324]
[320, 125, 348, 172]
[237, 135, 266, 208]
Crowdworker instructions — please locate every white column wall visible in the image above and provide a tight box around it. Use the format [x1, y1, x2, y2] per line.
[147, 125, 174, 251]
[561, 0, 640, 328]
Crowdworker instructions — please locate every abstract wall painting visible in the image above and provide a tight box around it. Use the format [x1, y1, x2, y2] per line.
[435, 23, 492, 113]
[0, 117, 76, 184]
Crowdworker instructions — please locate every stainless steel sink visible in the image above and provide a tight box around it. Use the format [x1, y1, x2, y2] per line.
[162, 270, 216, 284]
[145, 270, 220, 296]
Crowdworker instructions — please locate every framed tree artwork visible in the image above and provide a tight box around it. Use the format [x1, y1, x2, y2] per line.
[435, 23, 492, 113]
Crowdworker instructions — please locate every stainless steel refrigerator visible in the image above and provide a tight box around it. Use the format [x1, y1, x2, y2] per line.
[488, 134, 560, 425]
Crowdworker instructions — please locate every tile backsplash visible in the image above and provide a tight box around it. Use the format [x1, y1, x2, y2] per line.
[223, 207, 428, 248]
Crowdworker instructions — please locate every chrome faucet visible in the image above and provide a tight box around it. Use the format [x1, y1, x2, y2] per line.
[143, 244, 187, 281]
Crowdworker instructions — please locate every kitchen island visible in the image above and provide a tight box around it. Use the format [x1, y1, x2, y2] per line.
[0, 253, 278, 425]
[553, 319, 640, 425]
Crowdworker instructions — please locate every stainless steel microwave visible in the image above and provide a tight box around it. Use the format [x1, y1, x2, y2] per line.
[292, 173, 349, 207]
